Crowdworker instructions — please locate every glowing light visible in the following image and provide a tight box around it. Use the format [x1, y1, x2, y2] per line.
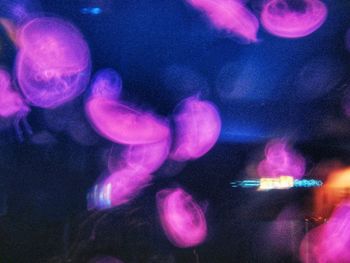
[89, 68, 122, 100]
[108, 138, 170, 175]
[0, 68, 31, 140]
[157, 187, 207, 247]
[15, 17, 91, 108]
[81, 7, 103, 15]
[300, 201, 350, 263]
[257, 139, 305, 179]
[186, 0, 259, 42]
[261, 0, 328, 38]
[170, 96, 221, 161]
[231, 176, 323, 190]
[88, 168, 152, 210]
[85, 98, 170, 144]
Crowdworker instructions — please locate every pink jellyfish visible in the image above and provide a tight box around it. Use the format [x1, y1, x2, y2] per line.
[88, 168, 153, 210]
[0, 68, 31, 139]
[186, 0, 259, 42]
[156, 187, 207, 248]
[15, 17, 91, 108]
[170, 96, 221, 161]
[85, 71, 170, 144]
[260, 0, 328, 38]
[257, 139, 305, 179]
[108, 138, 171, 175]
[299, 201, 350, 263]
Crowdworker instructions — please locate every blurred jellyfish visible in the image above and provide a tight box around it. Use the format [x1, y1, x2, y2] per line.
[170, 96, 221, 161]
[88, 256, 124, 263]
[261, 0, 327, 38]
[0, 68, 31, 139]
[300, 201, 350, 263]
[15, 16, 91, 108]
[85, 98, 170, 144]
[161, 64, 210, 101]
[88, 168, 152, 210]
[90, 68, 122, 100]
[294, 56, 345, 101]
[186, 0, 259, 42]
[156, 187, 207, 248]
[257, 139, 305, 179]
[108, 138, 170, 175]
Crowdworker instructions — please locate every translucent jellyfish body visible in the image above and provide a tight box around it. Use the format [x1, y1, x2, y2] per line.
[88, 169, 152, 210]
[257, 139, 305, 179]
[108, 138, 170, 175]
[89, 69, 122, 100]
[156, 187, 207, 248]
[299, 201, 350, 263]
[186, 0, 259, 42]
[0, 69, 31, 139]
[261, 0, 327, 38]
[170, 96, 221, 161]
[86, 98, 170, 145]
[15, 17, 91, 108]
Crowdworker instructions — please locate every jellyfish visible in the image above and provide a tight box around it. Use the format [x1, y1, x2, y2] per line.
[170, 96, 221, 161]
[260, 0, 328, 38]
[88, 168, 152, 210]
[0, 68, 31, 140]
[299, 201, 350, 263]
[156, 187, 207, 248]
[186, 0, 259, 43]
[257, 139, 305, 179]
[108, 138, 171, 175]
[89, 68, 122, 100]
[85, 97, 170, 144]
[15, 16, 91, 108]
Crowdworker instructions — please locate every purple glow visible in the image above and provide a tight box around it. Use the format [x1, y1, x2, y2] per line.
[108, 138, 170, 175]
[186, 0, 259, 42]
[16, 17, 91, 108]
[257, 139, 305, 179]
[0, 69, 29, 118]
[170, 96, 221, 161]
[90, 68, 122, 100]
[300, 201, 350, 263]
[85, 98, 170, 144]
[156, 187, 207, 248]
[261, 0, 327, 38]
[88, 168, 152, 209]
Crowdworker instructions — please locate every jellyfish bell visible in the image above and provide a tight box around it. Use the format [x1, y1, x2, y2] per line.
[88, 168, 153, 210]
[89, 68, 122, 100]
[261, 0, 327, 38]
[85, 98, 170, 144]
[156, 187, 207, 248]
[186, 0, 259, 43]
[0, 68, 31, 140]
[108, 138, 171, 175]
[15, 16, 91, 109]
[170, 96, 221, 161]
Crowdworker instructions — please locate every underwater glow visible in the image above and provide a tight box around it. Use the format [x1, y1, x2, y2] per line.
[108, 138, 170, 175]
[156, 187, 207, 247]
[88, 168, 152, 210]
[186, 0, 259, 42]
[90, 68, 122, 100]
[257, 139, 305, 179]
[170, 96, 221, 161]
[85, 98, 170, 144]
[231, 176, 322, 190]
[300, 201, 350, 263]
[261, 0, 327, 38]
[16, 17, 91, 108]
